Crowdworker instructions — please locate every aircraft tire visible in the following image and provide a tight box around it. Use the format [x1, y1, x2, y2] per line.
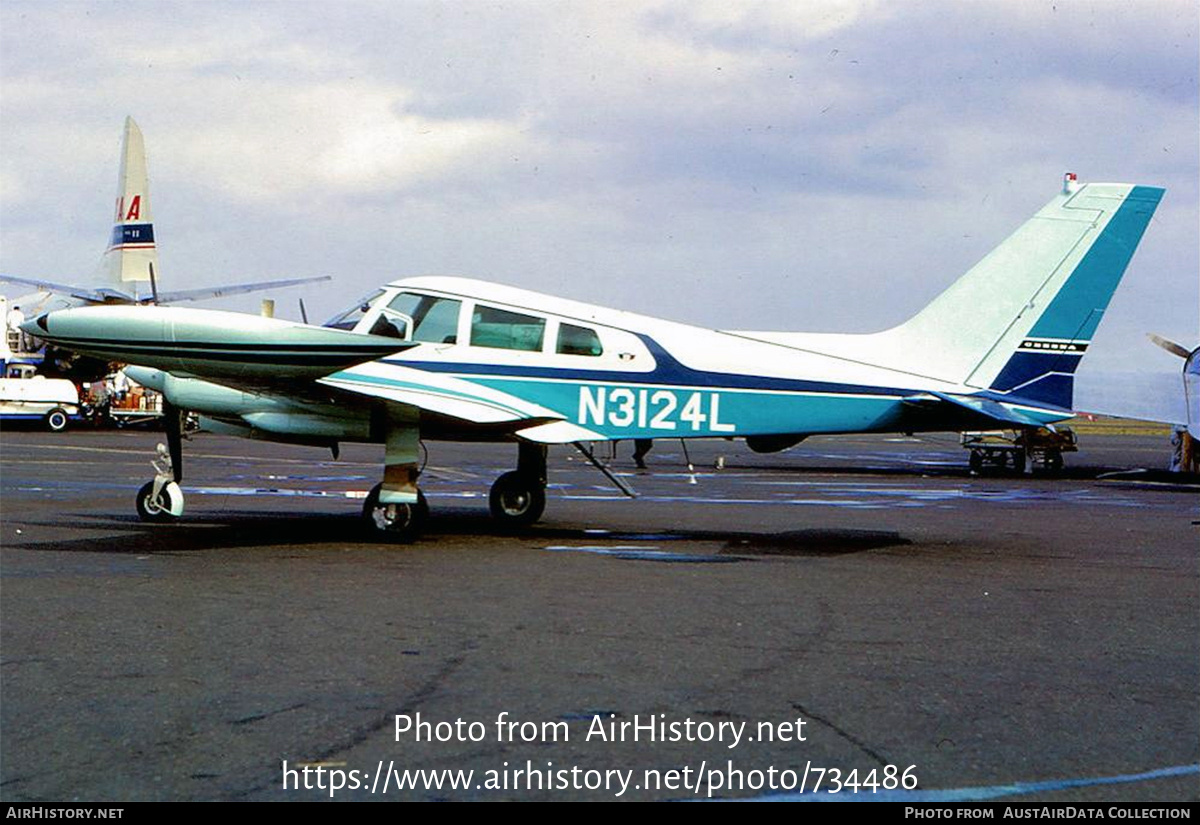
[45, 408, 70, 433]
[489, 471, 546, 527]
[136, 481, 181, 523]
[362, 484, 428, 543]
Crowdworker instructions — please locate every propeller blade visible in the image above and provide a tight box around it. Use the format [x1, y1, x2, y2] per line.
[1148, 333, 1190, 360]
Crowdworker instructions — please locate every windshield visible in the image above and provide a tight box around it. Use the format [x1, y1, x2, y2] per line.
[323, 290, 385, 330]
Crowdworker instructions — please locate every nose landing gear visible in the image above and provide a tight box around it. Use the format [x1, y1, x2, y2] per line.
[363, 484, 429, 542]
[136, 443, 184, 522]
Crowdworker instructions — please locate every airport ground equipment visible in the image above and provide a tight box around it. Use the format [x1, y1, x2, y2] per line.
[962, 427, 1077, 474]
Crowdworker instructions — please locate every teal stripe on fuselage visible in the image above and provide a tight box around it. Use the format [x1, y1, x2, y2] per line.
[470, 376, 900, 438]
[327, 372, 534, 419]
[1029, 186, 1164, 341]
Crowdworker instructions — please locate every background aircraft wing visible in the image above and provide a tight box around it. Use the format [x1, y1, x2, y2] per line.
[154, 275, 332, 303]
[0, 274, 120, 304]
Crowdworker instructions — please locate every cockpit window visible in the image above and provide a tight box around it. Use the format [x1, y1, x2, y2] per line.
[470, 305, 546, 352]
[324, 290, 385, 330]
[384, 293, 462, 343]
[557, 323, 603, 356]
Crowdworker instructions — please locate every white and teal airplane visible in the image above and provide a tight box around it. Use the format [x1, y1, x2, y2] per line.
[24, 175, 1164, 540]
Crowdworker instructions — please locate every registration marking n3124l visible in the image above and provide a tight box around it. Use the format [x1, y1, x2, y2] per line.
[578, 387, 735, 433]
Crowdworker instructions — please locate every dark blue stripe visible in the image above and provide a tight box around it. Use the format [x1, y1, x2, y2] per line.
[109, 223, 155, 247]
[383, 333, 922, 398]
[991, 373, 1074, 410]
[990, 350, 1082, 389]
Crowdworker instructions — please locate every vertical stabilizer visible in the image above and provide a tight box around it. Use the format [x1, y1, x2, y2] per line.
[871, 179, 1163, 410]
[102, 117, 159, 300]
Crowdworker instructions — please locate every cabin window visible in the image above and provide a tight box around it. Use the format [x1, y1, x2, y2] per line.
[382, 293, 462, 343]
[556, 323, 603, 356]
[470, 305, 546, 352]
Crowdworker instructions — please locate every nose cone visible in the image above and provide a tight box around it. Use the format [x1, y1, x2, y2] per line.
[123, 366, 166, 392]
[19, 314, 48, 337]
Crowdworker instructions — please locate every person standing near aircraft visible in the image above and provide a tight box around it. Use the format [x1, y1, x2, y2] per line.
[6, 304, 24, 351]
[632, 438, 653, 469]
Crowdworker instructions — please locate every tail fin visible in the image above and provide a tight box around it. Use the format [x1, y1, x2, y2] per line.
[879, 178, 1163, 409]
[3, 117, 331, 308]
[733, 178, 1163, 412]
[102, 116, 159, 300]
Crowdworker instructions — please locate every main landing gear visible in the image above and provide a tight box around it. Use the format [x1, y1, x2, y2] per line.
[489, 442, 548, 528]
[361, 440, 550, 541]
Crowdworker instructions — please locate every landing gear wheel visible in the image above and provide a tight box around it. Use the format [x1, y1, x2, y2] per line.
[45, 408, 69, 433]
[489, 471, 546, 527]
[136, 481, 182, 523]
[968, 451, 983, 473]
[362, 484, 428, 543]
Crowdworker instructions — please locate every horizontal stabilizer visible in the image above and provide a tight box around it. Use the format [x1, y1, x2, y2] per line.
[903, 391, 1065, 429]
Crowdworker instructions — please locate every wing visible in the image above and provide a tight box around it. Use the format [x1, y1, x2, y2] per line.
[0, 274, 126, 304]
[3, 274, 332, 306]
[319, 361, 607, 442]
[155, 275, 333, 303]
[28, 303, 606, 442]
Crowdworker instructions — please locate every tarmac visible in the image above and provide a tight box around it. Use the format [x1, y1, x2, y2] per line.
[1, 428, 1196, 802]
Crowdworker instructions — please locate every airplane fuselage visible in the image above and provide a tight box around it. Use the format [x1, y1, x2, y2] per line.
[311, 275, 1069, 443]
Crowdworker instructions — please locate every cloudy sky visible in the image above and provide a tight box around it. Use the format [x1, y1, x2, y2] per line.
[1, 1, 1196, 402]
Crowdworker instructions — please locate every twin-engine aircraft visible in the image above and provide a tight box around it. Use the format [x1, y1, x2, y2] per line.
[25, 176, 1163, 540]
